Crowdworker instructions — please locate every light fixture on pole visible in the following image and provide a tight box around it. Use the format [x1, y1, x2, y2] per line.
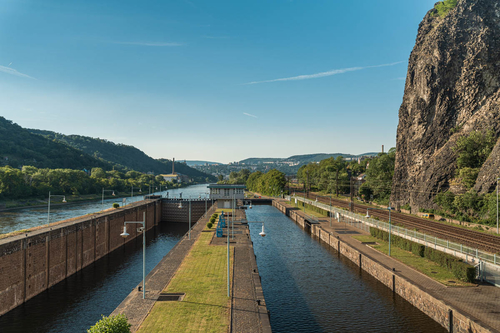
[120, 212, 146, 299]
[102, 188, 116, 210]
[131, 185, 142, 198]
[47, 191, 67, 225]
[177, 198, 191, 240]
[226, 220, 266, 297]
[366, 207, 392, 256]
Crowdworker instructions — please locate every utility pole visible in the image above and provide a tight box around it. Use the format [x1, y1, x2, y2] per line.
[336, 169, 339, 197]
[348, 169, 354, 212]
[306, 171, 310, 199]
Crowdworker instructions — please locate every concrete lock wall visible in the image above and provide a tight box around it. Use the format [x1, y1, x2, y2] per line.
[161, 199, 211, 223]
[272, 200, 490, 333]
[0, 199, 162, 317]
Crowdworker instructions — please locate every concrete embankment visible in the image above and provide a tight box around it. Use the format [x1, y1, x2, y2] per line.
[273, 200, 499, 333]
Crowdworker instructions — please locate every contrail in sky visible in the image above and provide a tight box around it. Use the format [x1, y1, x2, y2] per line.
[0, 65, 36, 79]
[112, 41, 184, 46]
[243, 112, 258, 118]
[243, 61, 404, 85]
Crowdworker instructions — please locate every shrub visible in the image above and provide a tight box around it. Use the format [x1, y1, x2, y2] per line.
[210, 217, 216, 223]
[433, 0, 458, 18]
[369, 227, 475, 282]
[212, 213, 218, 219]
[113, 203, 120, 208]
[88, 314, 131, 333]
[206, 222, 213, 229]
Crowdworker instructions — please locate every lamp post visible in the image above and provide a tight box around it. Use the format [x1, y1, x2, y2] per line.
[120, 212, 146, 299]
[178, 198, 191, 240]
[131, 185, 142, 197]
[366, 207, 392, 256]
[228, 221, 266, 296]
[102, 188, 116, 210]
[47, 192, 67, 225]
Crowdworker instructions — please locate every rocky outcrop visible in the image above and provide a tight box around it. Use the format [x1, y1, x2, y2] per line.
[391, 0, 500, 211]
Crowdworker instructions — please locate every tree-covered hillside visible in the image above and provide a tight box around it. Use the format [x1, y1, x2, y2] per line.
[0, 117, 110, 170]
[29, 129, 216, 182]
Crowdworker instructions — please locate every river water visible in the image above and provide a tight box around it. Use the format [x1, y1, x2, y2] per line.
[0, 183, 210, 234]
[246, 205, 446, 333]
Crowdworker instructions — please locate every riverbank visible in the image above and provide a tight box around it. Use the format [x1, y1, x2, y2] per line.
[0, 182, 200, 212]
[273, 199, 500, 333]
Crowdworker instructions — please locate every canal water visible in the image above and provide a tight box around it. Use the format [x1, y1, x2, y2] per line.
[246, 205, 446, 333]
[0, 183, 210, 234]
[0, 222, 189, 333]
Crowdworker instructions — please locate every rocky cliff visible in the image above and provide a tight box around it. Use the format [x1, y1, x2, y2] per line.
[391, 0, 500, 211]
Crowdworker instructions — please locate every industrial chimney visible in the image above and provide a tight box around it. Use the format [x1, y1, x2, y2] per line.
[382, 145, 384, 154]
[172, 158, 175, 174]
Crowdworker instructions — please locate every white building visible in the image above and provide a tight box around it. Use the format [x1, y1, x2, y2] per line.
[161, 173, 180, 182]
[208, 184, 246, 209]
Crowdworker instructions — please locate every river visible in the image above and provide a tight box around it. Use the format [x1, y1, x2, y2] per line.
[0, 183, 210, 234]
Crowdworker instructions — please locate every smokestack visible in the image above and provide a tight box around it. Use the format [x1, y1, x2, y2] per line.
[382, 145, 384, 154]
[172, 158, 175, 174]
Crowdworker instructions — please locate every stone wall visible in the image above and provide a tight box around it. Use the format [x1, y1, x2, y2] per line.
[0, 199, 162, 317]
[272, 200, 492, 333]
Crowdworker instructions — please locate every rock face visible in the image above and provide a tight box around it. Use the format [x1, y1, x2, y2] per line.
[391, 0, 500, 211]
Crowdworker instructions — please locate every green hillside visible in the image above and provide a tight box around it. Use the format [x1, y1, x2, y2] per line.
[29, 129, 216, 182]
[0, 117, 110, 170]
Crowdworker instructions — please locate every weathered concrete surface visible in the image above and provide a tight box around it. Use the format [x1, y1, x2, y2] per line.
[274, 199, 500, 333]
[0, 199, 162, 317]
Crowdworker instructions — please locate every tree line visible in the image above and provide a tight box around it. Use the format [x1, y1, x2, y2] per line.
[0, 166, 183, 200]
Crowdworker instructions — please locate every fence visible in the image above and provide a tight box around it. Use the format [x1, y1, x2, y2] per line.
[288, 195, 500, 287]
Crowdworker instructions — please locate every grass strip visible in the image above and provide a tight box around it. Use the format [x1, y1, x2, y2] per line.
[137, 232, 231, 333]
[352, 235, 474, 287]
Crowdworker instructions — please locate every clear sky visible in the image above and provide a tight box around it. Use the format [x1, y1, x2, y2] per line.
[0, 0, 437, 164]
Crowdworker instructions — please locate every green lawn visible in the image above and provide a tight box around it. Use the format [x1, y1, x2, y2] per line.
[137, 232, 231, 333]
[352, 235, 474, 287]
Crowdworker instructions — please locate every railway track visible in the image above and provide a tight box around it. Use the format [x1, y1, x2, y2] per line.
[293, 191, 500, 254]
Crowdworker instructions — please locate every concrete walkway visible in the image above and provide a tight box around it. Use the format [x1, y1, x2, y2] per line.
[111, 205, 216, 332]
[284, 201, 500, 333]
[210, 209, 272, 333]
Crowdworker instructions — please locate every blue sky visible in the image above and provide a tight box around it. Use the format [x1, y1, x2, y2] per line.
[0, 0, 437, 163]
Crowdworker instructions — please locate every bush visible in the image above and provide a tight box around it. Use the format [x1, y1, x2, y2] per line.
[369, 227, 475, 283]
[212, 213, 218, 219]
[433, 0, 458, 18]
[210, 217, 216, 223]
[206, 222, 213, 229]
[88, 314, 131, 333]
[113, 203, 120, 208]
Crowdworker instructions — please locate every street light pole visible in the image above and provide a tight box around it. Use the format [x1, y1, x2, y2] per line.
[102, 188, 116, 210]
[47, 191, 66, 225]
[189, 197, 191, 240]
[120, 212, 146, 299]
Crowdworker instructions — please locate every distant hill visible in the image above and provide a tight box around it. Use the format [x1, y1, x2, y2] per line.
[239, 157, 283, 164]
[185, 160, 221, 166]
[29, 129, 216, 182]
[239, 152, 380, 165]
[0, 117, 110, 170]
